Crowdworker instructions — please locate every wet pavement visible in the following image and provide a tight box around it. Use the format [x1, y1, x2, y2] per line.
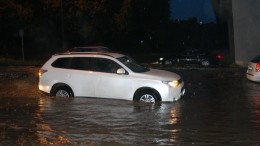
[0, 67, 259, 145]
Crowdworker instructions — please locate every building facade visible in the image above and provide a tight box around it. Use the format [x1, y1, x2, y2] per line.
[213, 0, 260, 67]
[232, 0, 260, 66]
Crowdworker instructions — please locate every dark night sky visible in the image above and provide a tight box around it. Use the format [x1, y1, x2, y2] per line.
[170, 0, 216, 23]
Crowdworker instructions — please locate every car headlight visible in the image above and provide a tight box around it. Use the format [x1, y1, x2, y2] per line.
[159, 57, 164, 61]
[162, 80, 179, 87]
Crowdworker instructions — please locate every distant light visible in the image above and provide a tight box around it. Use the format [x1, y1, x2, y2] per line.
[140, 40, 144, 45]
[199, 21, 203, 25]
[216, 54, 223, 59]
[256, 62, 260, 72]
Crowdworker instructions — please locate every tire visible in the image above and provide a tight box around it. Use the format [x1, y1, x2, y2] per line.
[134, 90, 160, 103]
[201, 60, 210, 67]
[52, 86, 74, 98]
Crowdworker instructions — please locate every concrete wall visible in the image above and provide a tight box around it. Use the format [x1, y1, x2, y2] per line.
[232, 0, 260, 67]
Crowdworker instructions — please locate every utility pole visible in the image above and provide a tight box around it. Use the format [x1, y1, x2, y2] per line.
[61, 0, 64, 50]
[19, 29, 24, 61]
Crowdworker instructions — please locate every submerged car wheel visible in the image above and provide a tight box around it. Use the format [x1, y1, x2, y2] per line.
[201, 60, 210, 67]
[134, 90, 160, 103]
[52, 86, 74, 98]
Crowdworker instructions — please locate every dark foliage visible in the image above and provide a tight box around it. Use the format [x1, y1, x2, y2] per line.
[0, 0, 226, 60]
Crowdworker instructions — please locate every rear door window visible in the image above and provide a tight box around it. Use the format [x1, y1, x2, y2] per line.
[90, 58, 122, 73]
[70, 57, 91, 70]
[51, 58, 72, 69]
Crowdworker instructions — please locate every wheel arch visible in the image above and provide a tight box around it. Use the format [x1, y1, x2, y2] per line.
[50, 83, 74, 96]
[133, 87, 161, 101]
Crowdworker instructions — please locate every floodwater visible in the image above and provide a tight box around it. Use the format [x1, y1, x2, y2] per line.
[0, 67, 259, 145]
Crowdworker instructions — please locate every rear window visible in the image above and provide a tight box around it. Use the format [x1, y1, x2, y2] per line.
[251, 55, 260, 63]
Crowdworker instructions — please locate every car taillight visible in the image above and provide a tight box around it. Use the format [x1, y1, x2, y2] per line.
[256, 62, 260, 72]
[216, 54, 223, 59]
[39, 69, 48, 77]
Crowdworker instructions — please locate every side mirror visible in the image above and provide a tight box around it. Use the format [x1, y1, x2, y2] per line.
[117, 68, 126, 75]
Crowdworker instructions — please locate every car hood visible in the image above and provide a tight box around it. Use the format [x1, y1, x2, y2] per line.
[134, 68, 181, 81]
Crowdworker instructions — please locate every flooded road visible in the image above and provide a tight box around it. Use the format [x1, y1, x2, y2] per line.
[0, 67, 259, 145]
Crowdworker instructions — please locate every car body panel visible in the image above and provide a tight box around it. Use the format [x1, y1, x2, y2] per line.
[246, 55, 260, 82]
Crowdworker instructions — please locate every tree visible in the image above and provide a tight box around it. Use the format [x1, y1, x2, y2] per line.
[0, 0, 173, 57]
[0, 0, 33, 56]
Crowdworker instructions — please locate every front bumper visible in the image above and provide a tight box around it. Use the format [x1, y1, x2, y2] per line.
[246, 73, 260, 82]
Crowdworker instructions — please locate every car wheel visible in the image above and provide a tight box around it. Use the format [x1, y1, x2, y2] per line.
[164, 60, 173, 65]
[201, 60, 210, 67]
[53, 86, 74, 98]
[134, 90, 159, 103]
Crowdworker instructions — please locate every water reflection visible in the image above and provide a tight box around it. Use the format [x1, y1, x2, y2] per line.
[36, 97, 74, 145]
[1, 69, 260, 145]
[0, 97, 39, 145]
[1, 90, 260, 145]
[33, 97, 184, 145]
[245, 81, 260, 136]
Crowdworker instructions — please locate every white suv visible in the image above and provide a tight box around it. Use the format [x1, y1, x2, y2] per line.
[39, 52, 185, 103]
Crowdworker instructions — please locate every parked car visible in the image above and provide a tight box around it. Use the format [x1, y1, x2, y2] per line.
[39, 52, 185, 103]
[68, 46, 112, 52]
[158, 49, 222, 67]
[246, 55, 260, 82]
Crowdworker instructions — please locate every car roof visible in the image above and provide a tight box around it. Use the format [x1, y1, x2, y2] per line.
[68, 46, 112, 52]
[54, 52, 125, 59]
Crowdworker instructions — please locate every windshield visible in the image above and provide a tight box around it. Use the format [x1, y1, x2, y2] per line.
[251, 55, 260, 63]
[117, 56, 150, 73]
